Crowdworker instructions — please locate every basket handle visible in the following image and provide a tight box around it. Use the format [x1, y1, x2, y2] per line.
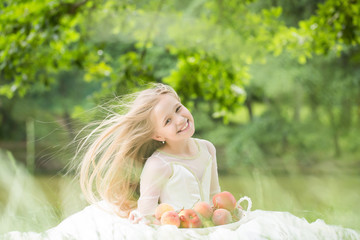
[236, 196, 252, 212]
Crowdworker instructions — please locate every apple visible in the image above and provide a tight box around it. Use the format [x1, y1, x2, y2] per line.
[155, 203, 175, 220]
[193, 201, 213, 219]
[212, 191, 237, 211]
[178, 209, 202, 228]
[160, 211, 180, 227]
[212, 208, 232, 226]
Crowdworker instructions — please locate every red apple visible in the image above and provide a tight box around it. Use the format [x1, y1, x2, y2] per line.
[160, 211, 180, 227]
[178, 209, 202, 228]
[212, 191, 237, 211]
[193, 201, 213, 219]
[155, 203, 175, 220]
[212, 208, 232, 226]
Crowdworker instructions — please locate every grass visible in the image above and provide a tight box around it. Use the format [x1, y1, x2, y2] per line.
[220, 171, 360, 231]
[0, 150, 87, 233]
[1, 149, 359, 235]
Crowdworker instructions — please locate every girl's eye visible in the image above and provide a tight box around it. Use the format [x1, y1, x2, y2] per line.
[165, 119, 171, 125]
[176, 106, 181, 112]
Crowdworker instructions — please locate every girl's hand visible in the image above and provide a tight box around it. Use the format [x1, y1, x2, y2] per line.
[143, 215, 160, 225]
[129, 211, 159, 225]
[129, 210, 143, 224]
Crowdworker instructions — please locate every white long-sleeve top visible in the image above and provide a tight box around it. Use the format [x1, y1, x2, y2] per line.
[137, 138, 221, 216]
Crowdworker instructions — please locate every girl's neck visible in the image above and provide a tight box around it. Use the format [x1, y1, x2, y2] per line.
[160, 138, 197, 158]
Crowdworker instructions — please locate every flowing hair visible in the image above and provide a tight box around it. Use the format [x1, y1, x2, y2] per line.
[77, 83, 179, 217]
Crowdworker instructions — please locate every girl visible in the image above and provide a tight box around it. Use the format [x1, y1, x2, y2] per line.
[79, 83, 221, 219]
[4, 84, 360, 239]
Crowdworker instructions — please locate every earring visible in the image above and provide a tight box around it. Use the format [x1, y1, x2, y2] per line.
[162, 141, 165, 144]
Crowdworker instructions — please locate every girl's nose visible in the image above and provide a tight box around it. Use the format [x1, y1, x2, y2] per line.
[175, 115, 186, 125]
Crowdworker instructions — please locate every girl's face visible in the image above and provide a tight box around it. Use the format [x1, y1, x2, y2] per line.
[151, 94, 195, 143]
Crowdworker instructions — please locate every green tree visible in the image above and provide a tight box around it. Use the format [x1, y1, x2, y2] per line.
[0, 0, 102, 97]
[2, 0, 360, 172]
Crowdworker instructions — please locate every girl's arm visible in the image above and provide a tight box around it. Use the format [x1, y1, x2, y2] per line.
[137, 156, 172, 216]
[204, 140, 221, 201]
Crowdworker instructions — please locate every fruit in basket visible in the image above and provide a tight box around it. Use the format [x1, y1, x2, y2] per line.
[178, 209, 202, 228]
[160, 211, 181, 227]
[155, 203, 175, 220]
[212, 191, 237, 211]
[212, 208, 232, 226]
[193, 201, 213, 219]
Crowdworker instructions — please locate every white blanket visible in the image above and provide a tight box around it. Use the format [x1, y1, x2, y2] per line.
[3, 202, 360, 240]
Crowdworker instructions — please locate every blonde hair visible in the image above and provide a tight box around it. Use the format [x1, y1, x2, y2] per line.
[78, 83, 179, 217]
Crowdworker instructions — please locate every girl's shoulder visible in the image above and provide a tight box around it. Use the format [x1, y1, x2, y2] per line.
[141, 152, 172, 178]
[193, 138, 216, 155]
[144, 151, 171, 169]
[146, 151, 167, 163]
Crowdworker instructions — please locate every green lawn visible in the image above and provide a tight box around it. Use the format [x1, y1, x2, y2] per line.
[220, 172, 360, 231]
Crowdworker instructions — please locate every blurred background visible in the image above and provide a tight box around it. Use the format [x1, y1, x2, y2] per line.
[1, 0, 360, 234]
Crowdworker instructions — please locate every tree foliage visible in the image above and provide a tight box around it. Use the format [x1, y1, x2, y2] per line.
[1, 0, 360, 171]
[0, 0, 101, 97]
[268, 0, 360, 62]
[3, 0, 359, 101]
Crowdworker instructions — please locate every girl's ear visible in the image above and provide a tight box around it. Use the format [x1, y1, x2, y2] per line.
[152, 134, 165, 142]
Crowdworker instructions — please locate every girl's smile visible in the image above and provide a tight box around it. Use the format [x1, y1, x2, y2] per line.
[177, 119, 189, 133]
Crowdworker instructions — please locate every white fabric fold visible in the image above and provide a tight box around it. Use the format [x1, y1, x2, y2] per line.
[3, 206, 360, 240]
